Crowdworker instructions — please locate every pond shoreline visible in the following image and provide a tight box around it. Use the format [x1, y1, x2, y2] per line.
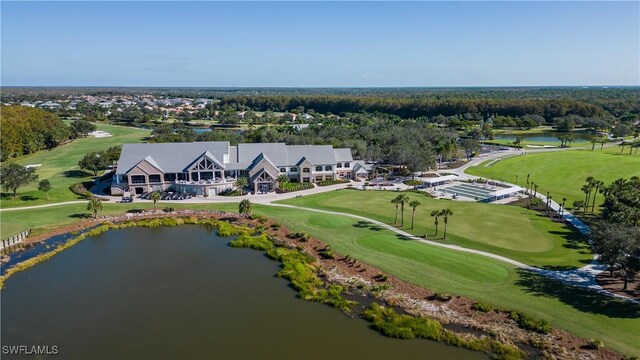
[1, 210, 625, 359]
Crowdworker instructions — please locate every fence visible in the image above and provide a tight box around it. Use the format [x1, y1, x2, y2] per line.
[1, 229, 31, 251]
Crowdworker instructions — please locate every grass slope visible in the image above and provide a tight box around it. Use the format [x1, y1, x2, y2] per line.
[278, 190, 591, 269]
[466, 147, 640, 210]
[0, 123, 149, 208]
[1, 202, 638, 356]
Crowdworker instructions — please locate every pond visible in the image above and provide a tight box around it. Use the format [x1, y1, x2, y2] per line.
[1, 226, 484, 359]
[493, 131, 592, 143]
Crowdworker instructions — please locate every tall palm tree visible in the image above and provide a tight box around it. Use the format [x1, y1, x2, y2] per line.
[87, 197, 103, 219]
[235, 177, 249, 195]
[430, 210, 441, 237]
[560, 197, 567, 217]
[440, 208, 453, 239]
[391, 196, 400, 224]
[533, 183, 539, 197]
[409, 200, 421, 229]
[581, 184, 591, 214]
[398, 194, 409, 227]
[239, 199, 253, 217]
[590, 179, 604, 213]
[150, 191, 161, 211]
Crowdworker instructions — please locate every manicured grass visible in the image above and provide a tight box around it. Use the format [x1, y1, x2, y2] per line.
[466, 147, 640, 210]
[277, 190, 592, 269]
[2, 202, 637, 356]
[0, 123, 149, 208]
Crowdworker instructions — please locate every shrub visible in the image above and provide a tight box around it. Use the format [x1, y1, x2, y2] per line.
[373, 273, 388, 282]
[163, 207, 175, 213]
[317, 179, 348, 187]
[471, 301, 493, 313]
[270, 223, 281, 230]
[288, 232, 311, 242]
[431, 292, 453, 301]
[585, 339, 604, 350]
[229, 233, 273, 251]
[69, 182, 93, 198]
[318, 247, 336, 259]
[277, 182, 314, 193]
[403, 180, 422, 186]
[509, 311, 552, 334]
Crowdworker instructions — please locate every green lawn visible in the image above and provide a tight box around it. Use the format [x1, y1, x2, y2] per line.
[277, 190, 592, 269]
[1, 201, 638, 356]
[0, 123, 149, 208]
[466, 147, 640, 210]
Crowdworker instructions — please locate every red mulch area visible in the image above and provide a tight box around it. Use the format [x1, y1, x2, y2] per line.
[597, 271, 640, 300]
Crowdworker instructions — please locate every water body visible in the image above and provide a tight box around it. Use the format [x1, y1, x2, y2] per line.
[1, 226, 483, 359]
[494, 131, 591, 143]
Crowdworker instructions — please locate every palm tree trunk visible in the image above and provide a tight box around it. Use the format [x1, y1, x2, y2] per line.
[591, 188, 598, 213]
[443, 223, 447, 239]
[411, 210, 415, 229]
[394, 207, 398, 224]
[401, 208, 404, 227]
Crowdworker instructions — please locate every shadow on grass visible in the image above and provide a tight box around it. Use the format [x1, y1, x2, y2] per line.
[68, 213, 92, 219]
[352, 221, 384, 231]
[64, 170, 91, 178]
[20, 195, 39, 201]
[515, 269, 640, 318]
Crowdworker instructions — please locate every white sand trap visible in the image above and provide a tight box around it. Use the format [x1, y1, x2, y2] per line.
[89, 130, 113, 138]
[24, 164, 42, 168]
[526, 144, 557, 148]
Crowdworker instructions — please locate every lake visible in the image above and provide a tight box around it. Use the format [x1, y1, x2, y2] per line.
[1, 226, 483, 359]
[494, 131, 592, 143]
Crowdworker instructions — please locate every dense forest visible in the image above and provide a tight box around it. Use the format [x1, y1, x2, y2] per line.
[0, 106, 73, 161]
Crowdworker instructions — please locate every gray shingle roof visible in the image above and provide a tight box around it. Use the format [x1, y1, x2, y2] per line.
[116, 141, 353, 175]
[116, 142, 229, 174]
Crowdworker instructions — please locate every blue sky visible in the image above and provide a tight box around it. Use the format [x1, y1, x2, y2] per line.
[1, 1, 639, 87]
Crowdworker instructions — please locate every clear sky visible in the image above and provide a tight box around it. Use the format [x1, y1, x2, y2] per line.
[1, 1, 639, 87]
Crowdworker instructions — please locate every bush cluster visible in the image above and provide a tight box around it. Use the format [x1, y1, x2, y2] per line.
[471, 301, 493, 313]
[509, 311, 553, 334]
[317, 180, 349, 187]
[363, 303, 525, 359]
[288, 232, 311, 242]
[277, 182, 314, 193]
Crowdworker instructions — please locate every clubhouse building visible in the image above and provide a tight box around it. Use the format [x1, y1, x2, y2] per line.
[112, 142, 365, 196]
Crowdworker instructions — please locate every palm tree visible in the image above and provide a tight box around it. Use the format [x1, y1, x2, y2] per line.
[409, 200, 421, 229]
[391, 196, 400, 224]
[533, 183, 539, 197]
[87, 197, 103, 219]
[440, 208, 453, 239]
[398, 194, 409, 227]
[560, 197, 567, 217]
[581, 185, 590, 214]
[431, 210, 441, 237]
[150, 191, 161, 211]
[239, 199, 252, 217]
[590, 179, 604, 213]
[235, 177, 249, 195]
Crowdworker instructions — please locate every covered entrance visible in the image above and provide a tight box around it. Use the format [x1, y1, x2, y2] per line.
[252, 170, 276, 194]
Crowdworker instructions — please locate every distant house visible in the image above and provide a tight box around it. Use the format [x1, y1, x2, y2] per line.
[292, 124, 310, 132]
[112, 142, 365, 196]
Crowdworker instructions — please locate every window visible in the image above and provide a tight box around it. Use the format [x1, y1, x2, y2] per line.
[280, 168, 287, 173]
[164, 173, 176, 182]
[325, 165, 332, 171]
[149, 175, 162, 183]
[131, 175, 146, 184]
[303, 168, 310, 173]
[315, 166, 323, 171]
[344, 163, 351, 168]
[315, 176, 323, 182]
[290, 167, 298, 172]
[337, 163, 342, 168]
